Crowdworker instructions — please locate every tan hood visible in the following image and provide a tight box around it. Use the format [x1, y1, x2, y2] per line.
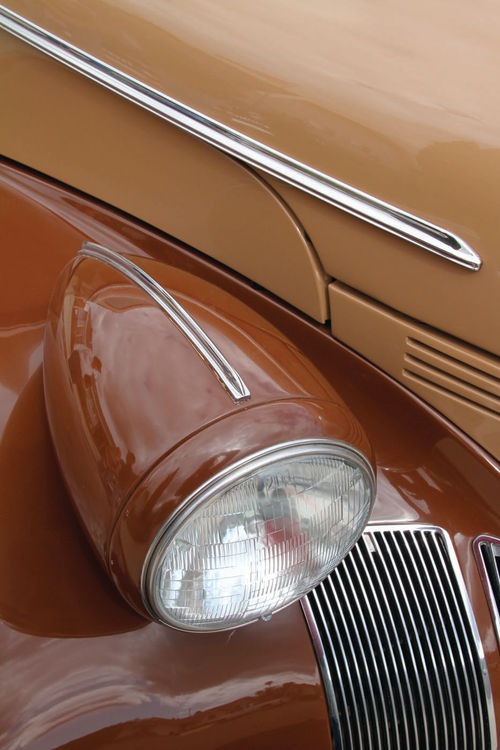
[4, 0, 500, 355]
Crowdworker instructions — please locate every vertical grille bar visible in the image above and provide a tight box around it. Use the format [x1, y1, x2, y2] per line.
[302, 525, 495, 750]
[414, 532, 477, 745]
[368, 530, 434, 748]
[337, 551, 398, 747]
[351, 537, 414, 747]
[396, 531, 459, 747]
[323, 575, 376, 748]
[328, 568, 389, 747]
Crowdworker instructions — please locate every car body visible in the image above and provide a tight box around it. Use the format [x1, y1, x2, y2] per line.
[0, 2, 499, 748]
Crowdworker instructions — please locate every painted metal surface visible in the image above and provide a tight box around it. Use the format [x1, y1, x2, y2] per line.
[2, 0, 498, 266]
[0, 162, 332, 750]
[1, 0, 499, 354]
[1, 160, 499, 747]
[0, 5, 482, 271]
[44, 234, 369, 615]
[0, 41, 329, 326]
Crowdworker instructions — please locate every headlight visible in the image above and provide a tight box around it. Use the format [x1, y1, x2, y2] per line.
[143, 440, 374, 631]
[44, 246, 376, 630]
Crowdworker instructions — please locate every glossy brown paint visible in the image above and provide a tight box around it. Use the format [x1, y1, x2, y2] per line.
[1, 161, 500, 745]
[44, 252, 368, 612]
[0, 162, 332, 749]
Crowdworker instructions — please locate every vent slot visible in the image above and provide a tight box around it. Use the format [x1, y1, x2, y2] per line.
[303, 525, 495, 750]
[407, 337, 500, 387]
[329, 282, 500, 459]
[406, 338, 500, 414]
[403, 369, 500, 419]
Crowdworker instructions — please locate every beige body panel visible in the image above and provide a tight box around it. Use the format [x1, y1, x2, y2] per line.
[3, 0, 500, 355]
[0, 33, 328, 322]
[330, 283, 500, 460]
[270, 178, 500, 356]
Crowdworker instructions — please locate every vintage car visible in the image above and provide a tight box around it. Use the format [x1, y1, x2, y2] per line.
[1, 2, 499, 748]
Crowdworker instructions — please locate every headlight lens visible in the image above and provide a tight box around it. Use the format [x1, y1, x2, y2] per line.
[143, 440, 375, 631]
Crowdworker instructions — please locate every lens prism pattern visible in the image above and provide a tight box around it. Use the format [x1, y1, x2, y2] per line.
[149, 453, 373, 631]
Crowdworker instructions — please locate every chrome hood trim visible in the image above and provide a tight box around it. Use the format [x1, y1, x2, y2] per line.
[78, 243, 251, 403]
[0, 5, 482, 271]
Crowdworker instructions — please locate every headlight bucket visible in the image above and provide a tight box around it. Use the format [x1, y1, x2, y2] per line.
[44, 245, 375, 626]
[109, 403, 375, 626]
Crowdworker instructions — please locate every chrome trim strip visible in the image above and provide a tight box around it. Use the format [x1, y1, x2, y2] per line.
[474, 535, 500, 650]
[0, 6, 482, 271]
[78, 242, 250, 403]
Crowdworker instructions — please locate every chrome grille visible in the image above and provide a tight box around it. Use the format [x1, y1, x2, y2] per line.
[474, 535, 500, 650]
[303, 525, 495, 749]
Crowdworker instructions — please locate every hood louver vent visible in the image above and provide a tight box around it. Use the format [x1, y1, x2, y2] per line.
[404, 338, 500, 417]
[329, 283, 500, 458]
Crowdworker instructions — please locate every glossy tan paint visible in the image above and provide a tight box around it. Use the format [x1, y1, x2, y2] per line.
[1, 161, 500, 742]
[268, 177, 500, 357]
[44, 251, 367, 611]
[0, 32, 328, 322]
[329, 282, 500, 460]
[2, 0, 500, 355]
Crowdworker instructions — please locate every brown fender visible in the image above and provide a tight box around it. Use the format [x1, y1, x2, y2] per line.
[43, 247, 371, 615]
